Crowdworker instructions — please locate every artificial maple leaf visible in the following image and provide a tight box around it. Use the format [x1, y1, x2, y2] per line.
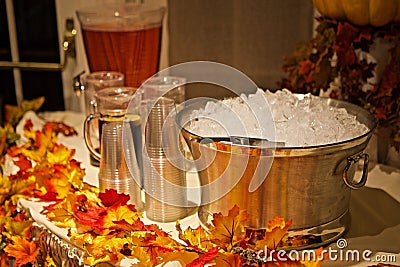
[0, 175, 12, 205]
[255, 216, 292, 251]
[210, 205, 249, 250]
[13, 154, 31, 172]
[101, 205, 141, 229]
[4, 235, 38, 267]
[130, 246, 153, 267]
[176, 221, 214, 251]
[47, 143, 75, 165]
[19, 128, 53, 162]
[99, 189, 131, 207]
[5, 217, 33, 237]
[20, 96, 45, 113]
[75, 205, 106, 228]
[143, 223, 170, 238]
[298, 60, 315, 83]
[107, 218, 146, 235]
[43, 175, 72, 200]
[43, 193, 77, 228]
[51, 161, 86, 191]
[187, 247, 219, 267]
[84, 252, 116, 267]
[67, 160, 87, 189]
[89, 235, 129, 256]
[7, 176, 36, 205]
[4, 104, 25, 127]
[145, 233, 183, 259]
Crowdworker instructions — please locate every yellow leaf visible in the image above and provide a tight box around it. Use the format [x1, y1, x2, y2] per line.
[84, 253, 114, 266]
[102, 205, 141, 229]
[8, 176, 36, 205]
[21, 96, 45, 112]
[83, 236, 123, 266]
[90, 235, 128, 254]
[0, 175, 11, 204]
[6, 219, 33, 237]
[131, 246, 153, 266]
[47, 177, 71, 199]
[44, 194, 77, 228]
[4, 104, 24, 127]
[176, 221, 214, 251]
[47, 144, 74, 165]
[70, 232, 95, 248]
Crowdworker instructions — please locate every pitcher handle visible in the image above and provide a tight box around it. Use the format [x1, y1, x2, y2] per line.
[84, 114, 101, 162]
[342, 152, 369, 190]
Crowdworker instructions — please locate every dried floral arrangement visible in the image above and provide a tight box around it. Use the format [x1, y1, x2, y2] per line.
[279, 17, 400, 150]
[0, 100, 325, 266]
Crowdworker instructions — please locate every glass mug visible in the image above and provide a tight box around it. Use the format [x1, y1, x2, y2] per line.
[82, 71, 125, 116]
[84, 87, 136, 162]
[81, 71, 125, 167]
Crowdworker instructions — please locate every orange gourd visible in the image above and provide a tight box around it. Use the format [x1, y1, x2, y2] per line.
[312, 0, 400, 26]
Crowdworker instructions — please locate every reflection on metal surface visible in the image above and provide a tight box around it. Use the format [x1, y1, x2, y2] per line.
[178, 96, 378, 249]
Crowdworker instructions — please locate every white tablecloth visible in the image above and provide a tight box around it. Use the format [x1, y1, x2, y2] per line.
[20, 111, 400, 266]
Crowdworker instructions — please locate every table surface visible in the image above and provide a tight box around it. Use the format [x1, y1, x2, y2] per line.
[19, 111, 400, 267]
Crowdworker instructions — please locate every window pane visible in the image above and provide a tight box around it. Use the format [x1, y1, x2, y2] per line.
[0, 0, 17, 124]
[14, 0, 64, 110]
[14, 0, 60, 62]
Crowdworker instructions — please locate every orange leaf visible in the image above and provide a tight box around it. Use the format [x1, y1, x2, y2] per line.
[4, 235, 38, 267]
[214, 252, 243, 267]
[255, 216, 292, 251]
[210, 205, 249, 250]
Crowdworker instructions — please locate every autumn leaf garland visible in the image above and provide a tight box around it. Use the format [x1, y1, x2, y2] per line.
[279, 17, 400, 149]
[0, 116, 325, 266]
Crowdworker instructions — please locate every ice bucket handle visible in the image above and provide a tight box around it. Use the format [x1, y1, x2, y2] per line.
[342, 152, 369, 189]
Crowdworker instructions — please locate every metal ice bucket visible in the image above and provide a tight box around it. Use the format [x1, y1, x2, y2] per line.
[177, 96, 378, 248]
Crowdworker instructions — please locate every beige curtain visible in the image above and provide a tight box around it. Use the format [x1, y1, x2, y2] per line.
[167, 0, 314, 99]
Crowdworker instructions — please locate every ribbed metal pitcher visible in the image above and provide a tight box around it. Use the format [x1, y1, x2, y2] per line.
[177, 97, 378, 249]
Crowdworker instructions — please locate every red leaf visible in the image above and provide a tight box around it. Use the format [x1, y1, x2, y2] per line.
[99, 189, 131, 207]
[334, 22, 358, 66]
[14, 154, 31, 172]
[74, 205, 107, 229]
[38, 191, 58, 202]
